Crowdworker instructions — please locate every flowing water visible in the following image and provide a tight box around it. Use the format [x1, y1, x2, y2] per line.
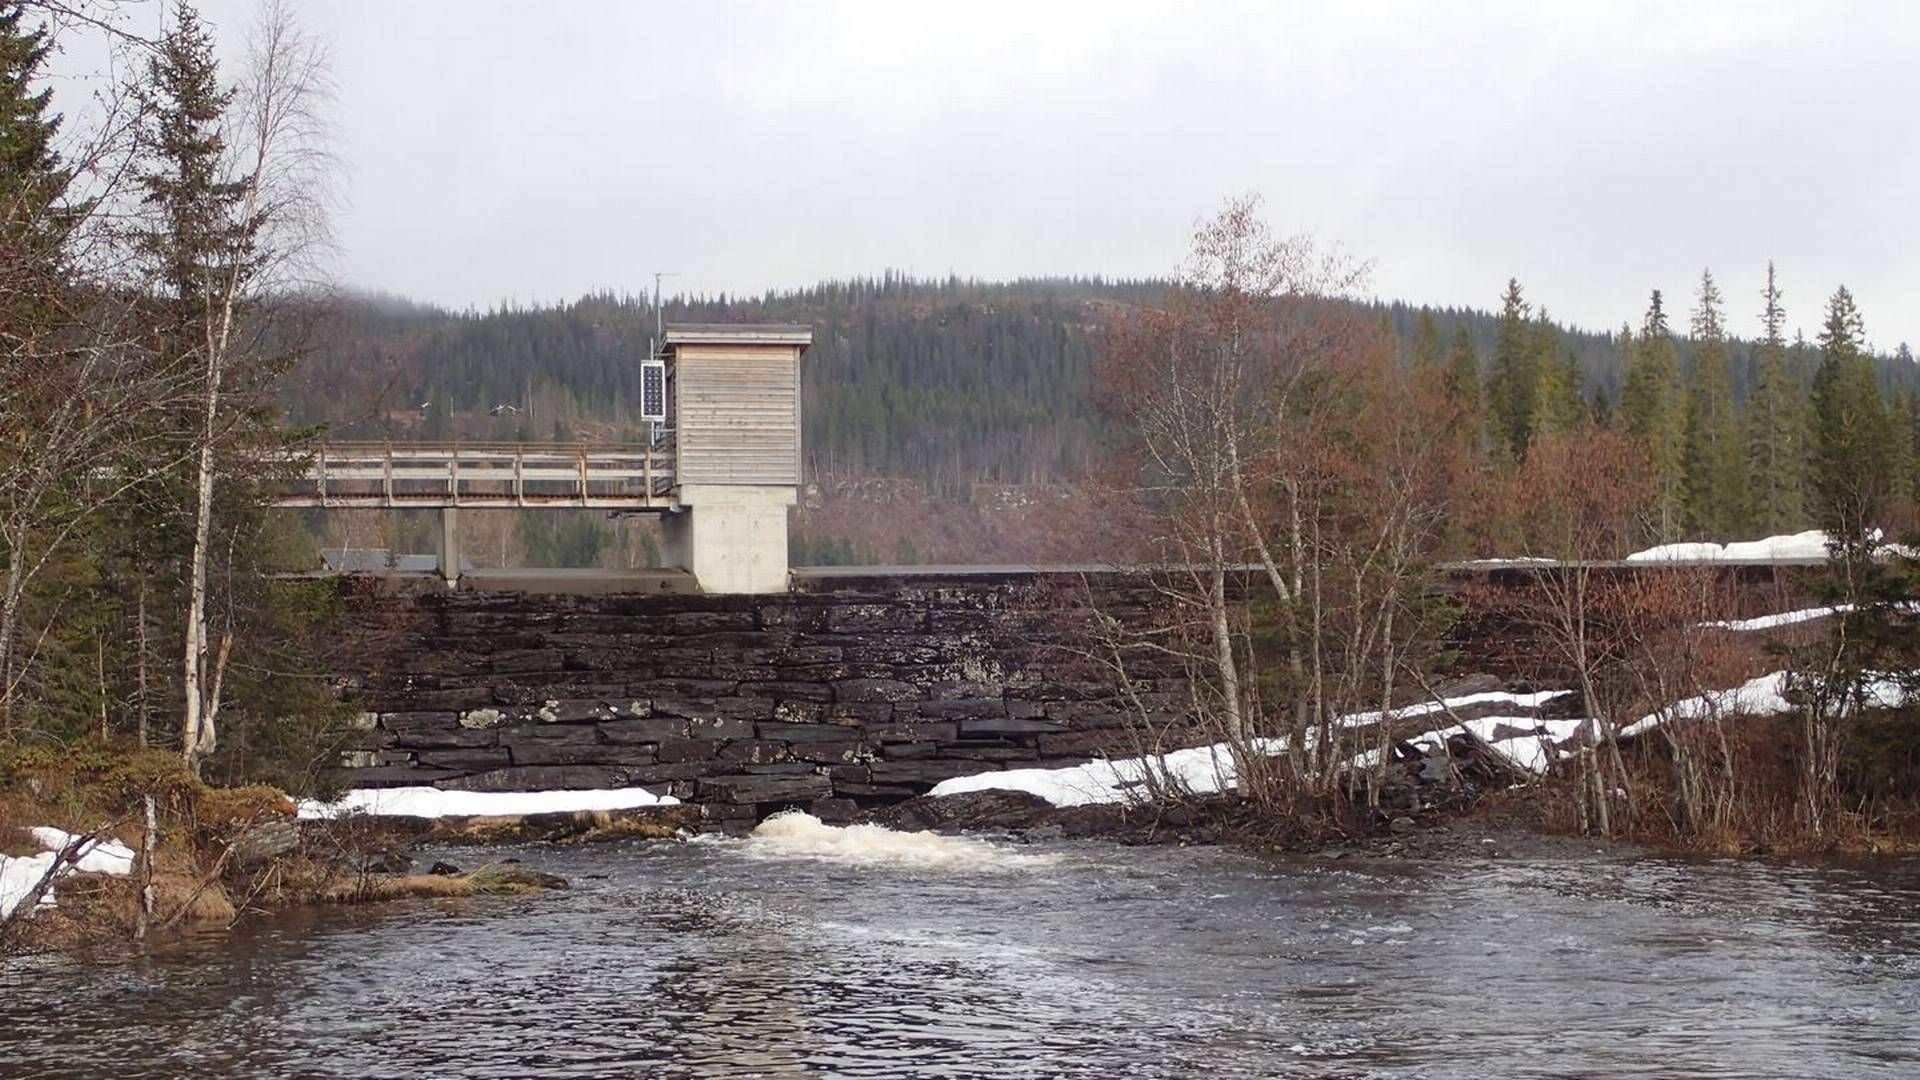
[3, 815, 1919, 1078]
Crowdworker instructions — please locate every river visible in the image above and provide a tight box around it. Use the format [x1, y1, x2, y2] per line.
[3, 816, 1917, 1078]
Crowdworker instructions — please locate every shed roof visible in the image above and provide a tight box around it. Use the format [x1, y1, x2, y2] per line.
[663, 323, 813, 349]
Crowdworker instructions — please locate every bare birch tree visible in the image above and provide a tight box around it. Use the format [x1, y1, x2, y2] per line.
[131, 0, 332, 772]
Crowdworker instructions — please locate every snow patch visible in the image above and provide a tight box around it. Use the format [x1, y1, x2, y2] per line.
[295, 785, 678, 820]
[930, 738, 1286, 808]
[932, 688, 1579, 807]
[1700, 606, 1849, 632]
[1398, 716, 1594, 773]
[1625, 530, 1834, 563]
[1337, 689, 1570, 728]
[1618, 670, 1907, 738]
[1, 828, 136, 920]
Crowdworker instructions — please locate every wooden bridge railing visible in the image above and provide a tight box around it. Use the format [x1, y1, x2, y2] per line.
[271, 441, 674, 509]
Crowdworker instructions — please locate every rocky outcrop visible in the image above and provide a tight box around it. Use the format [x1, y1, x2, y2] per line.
[325, 572, 1189, 823]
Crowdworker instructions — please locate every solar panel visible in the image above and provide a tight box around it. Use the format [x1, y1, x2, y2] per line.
[640, 360, 667, 422]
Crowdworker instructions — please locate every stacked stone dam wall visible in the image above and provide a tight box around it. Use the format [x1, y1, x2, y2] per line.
[324, 562, 1811, 826]
[325, 573, 1188, 825]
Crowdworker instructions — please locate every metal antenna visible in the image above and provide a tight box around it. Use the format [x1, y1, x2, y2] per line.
[652, 272, 679, 358]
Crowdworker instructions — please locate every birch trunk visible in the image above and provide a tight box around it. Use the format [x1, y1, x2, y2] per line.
[181, 344, 222, 773]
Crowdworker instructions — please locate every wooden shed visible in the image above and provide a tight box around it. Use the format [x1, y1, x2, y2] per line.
[662, 324, 812, 487]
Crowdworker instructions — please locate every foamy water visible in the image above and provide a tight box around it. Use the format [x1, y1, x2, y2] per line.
[739, 811, 1056, 870]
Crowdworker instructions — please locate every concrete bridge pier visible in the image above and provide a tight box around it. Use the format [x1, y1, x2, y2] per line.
[438, 507, 461, 589]
[660, 484, 795, 595]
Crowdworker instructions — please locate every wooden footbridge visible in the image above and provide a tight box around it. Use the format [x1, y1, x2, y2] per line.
[273, 442, 676, 509]
[275, 324, 811, 593]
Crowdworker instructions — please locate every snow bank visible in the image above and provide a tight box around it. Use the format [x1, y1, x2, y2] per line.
[1, 828, 137, 920]
[1701, 606, 1849, 632]
[931, 687, 1578, 807]
[929, 738, 1287, 808]
[295, 785, 678, 820]
[742, 812, 1053, 870]
[1397, 717, 1594, 774]
[1626, 530, 1834, 563]
[1618, 670, 1907, 738]
[1336, 689, 1570, 728]
[28, 828, 135, 875]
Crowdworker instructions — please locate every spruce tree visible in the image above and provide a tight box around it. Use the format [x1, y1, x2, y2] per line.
[1745, 263, 1808, 533]
[1486, 278, 1536, 458]
[1412, 308, 1443, 369]
[1681, 269, 1746, 536]
[1620, 291, 1686, 538]
[1528, 308, 1586, 437]
[1889, 391, 1917, 514]
[1809, 285, 1891, 545]
[0, 2, 66, 252]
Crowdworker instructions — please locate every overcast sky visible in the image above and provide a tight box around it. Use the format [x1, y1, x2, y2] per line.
[50, 1, 1920, 345]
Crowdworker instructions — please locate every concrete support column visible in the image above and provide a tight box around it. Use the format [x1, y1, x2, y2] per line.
[661, 484, 794, 594]
[438, 507, 460, 589]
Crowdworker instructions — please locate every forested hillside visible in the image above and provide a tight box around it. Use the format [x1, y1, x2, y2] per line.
[280, 272, 1920, 567]
[289, 275, 1917, 495]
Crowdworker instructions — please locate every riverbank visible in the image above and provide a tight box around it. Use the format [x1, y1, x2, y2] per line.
[0, 747, 578, 957]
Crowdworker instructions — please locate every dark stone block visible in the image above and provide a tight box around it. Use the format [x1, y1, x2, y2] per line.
[928, 680, 1005, 699]
[770, 700, 826, 724]
[628, 761, 720, 784]
[740, 680, 836, 703]
[777, 663, 857, 682]
[378, 711, 460, 732]
[833, 781, 924, 799]
[538, 699, 619, 723]
[826, 604, 926, 632]
[808, 797, 862, 823]
[845, 644, 943, 665]
[320, 765, 462, 789]
[945, 746, 1042, 763]
[600, 716, 691, 743]
[919, 698, 1010, 720]
[390, 727, 498, 750]
[697, 772, 833, 804]
[881, 741, 938, 760]
[869, 759, 994, 785]
[665, 611, 757, 632]
[717, 739, 790, 764]
[658, 662, 778, 682]
[440, 765, 636, 792]
[651, 695, 772, 722]
[754, 719, 853, 743]
[633, 678, 739, 697]
[864, 720, 959, 743]
[688, 715, 756, 741]
[835, 678, 921, 703]
[414, 745, 514, 768]
[655, 737, 717, 764]
[498, 723, 600, 745]
[824, 702, 894, 726]
[492, 649, 565, 674]
[740, 762, 818, 775]
[396, 686, 496, 711]
[511, 742, 657, 767]
[960, 716, 1066, 735]
[793, 741, 865, 764]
